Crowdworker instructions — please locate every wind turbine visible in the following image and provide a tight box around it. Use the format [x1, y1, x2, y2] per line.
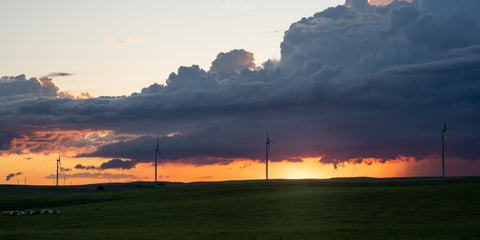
[441, 120, 447, 177]
[56, 155, 61, 187]
[265, 131, 273, 181]
[154, 136, 163, 185]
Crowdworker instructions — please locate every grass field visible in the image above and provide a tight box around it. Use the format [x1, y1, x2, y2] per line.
[1, 177, 479, 240]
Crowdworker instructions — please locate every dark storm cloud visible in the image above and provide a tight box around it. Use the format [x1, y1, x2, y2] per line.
[1, 0, 480, 171]
[99, 159, 134, 170]
[0, 131, 16, 151]
[75, 164, 97, 170]
[74, 160, 134, 170]
[78, 133, 259, 166]
[275, 0, 480, 165]
[287, 157, 304, 163]
[6, 172, 23, 181]
[91, 0, 480, 167]
[0, 75, 63, 152]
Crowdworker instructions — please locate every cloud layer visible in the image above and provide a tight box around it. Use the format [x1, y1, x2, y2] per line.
[0, 75, 58, 100]
[1, 0, 479, 174]
[6, 172, 23, 181]
[210, 49, 259, 79]
[75, 159, 134, 170]
[43, 72, 73, 78]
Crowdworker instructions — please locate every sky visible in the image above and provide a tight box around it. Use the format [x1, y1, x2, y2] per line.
[1, 0, 480, 185]
[0, 0, 344, 96]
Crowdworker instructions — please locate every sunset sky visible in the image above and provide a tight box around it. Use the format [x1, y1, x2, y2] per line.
[1, 0, 479, 185]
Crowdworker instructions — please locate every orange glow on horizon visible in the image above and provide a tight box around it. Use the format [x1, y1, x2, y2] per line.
[3, 127, 456, 186]
[3, 151, 475, 186]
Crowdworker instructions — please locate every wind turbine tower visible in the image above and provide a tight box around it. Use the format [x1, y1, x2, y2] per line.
[265, 132, 272, 180]
[154, 136, 163, 185]
[56, 155, 61, 187]
[441, 120, 447, 177]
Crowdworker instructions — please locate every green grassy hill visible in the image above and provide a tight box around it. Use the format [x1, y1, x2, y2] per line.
[1, 177, 479, 240]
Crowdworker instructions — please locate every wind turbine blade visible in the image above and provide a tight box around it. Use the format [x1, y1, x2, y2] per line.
[443, 120, 448, 142]
[444, 128, 448, 143]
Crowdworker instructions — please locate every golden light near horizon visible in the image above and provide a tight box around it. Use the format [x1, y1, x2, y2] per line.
[1, 151, 465, 186]
[1, 0, 479, 186]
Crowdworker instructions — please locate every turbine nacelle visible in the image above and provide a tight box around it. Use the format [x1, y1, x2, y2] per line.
[442, 120, 448, 141]
[265, 131, 275, 181]
[154, 137, 163, 158]
[56, 155, 61, 187]
[154, 135, 164, 185]
[265, 131, 275, 152]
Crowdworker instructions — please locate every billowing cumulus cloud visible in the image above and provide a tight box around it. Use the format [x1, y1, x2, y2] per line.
[57, 91, 76, 99]
[1, 0, 480, 173]
[0, 75, 58, 100]
[276, 0, 480, 166]
[58, 91, 94, 99]
[77, 92, 94, 99]
[210, 49, 259, 79]
[344, 0, 370, 10]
